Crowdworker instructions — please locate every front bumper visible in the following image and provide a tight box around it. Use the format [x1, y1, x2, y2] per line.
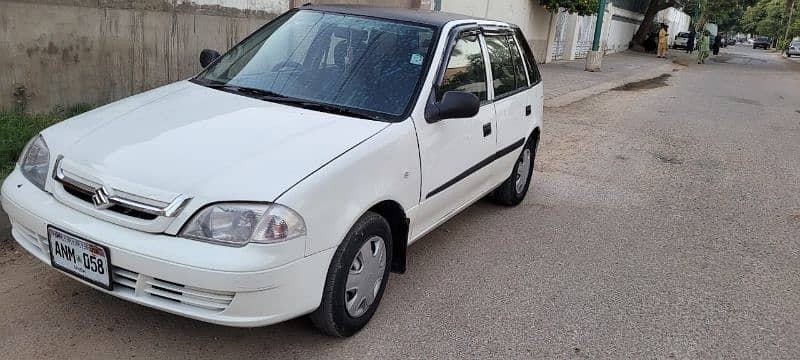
[1, 169, 334, 327]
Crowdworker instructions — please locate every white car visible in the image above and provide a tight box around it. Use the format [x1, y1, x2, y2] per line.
[788, 41, 800, 57]
[673, 32, 691, 49]
[1, 5, 542, 337]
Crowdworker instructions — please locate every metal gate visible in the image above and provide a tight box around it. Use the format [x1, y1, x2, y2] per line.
[550, 9, 569, 61]
[574, 15, 597, 59]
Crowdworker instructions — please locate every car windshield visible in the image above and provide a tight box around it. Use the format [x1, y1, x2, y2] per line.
[757, 37, 769, 42]
[677, 32, 689, 37]
[194, 10, 436, 121]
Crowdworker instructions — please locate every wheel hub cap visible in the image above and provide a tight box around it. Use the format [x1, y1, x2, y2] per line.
[345, 236, 386, 318]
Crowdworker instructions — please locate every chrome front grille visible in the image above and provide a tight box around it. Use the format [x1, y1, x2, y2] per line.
[52, 156, 192, 222]
[112, 266, 235, 313]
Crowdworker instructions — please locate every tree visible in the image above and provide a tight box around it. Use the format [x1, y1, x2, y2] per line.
[630, 0, 680, 52]
[630, 0, 759, 51]
[742, 0, 799, 47]
[539, 0, 600, 16]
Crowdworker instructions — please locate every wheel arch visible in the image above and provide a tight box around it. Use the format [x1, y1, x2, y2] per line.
[368, 200, 409, 274]
[530, 126, 541, 148]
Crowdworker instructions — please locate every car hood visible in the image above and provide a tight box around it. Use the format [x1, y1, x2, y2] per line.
[45, 81, 389, 203]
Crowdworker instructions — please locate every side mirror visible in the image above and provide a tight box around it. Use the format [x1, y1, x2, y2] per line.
[200, 49, 220, 68]
[425, 91, 480, 123]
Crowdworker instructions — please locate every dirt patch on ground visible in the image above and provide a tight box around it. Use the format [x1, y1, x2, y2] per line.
[672, 58, 690, 66]
[613, 74, 671, 91]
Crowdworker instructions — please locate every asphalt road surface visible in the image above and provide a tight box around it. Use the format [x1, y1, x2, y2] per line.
[2, 45, 800, 359]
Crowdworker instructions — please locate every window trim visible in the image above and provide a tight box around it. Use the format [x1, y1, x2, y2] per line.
[512, 26, 542, 87]
[431, 24, 487, 100]
[425, 23, 493, 123]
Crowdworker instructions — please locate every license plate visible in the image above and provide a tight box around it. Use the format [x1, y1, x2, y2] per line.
[47, 226, 112, 290]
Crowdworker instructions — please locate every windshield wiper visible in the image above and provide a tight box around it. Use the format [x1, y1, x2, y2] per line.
[197, 81, 289, 99]
[193, 79, 381, 120]
[286, 101, 381, 121]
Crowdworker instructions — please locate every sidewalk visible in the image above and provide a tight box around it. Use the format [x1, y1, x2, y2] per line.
[541, 51, 678, 107]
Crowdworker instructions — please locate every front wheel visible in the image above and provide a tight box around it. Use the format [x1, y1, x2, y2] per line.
[491, 134, 538, 206]
[310, 212, 392, 337]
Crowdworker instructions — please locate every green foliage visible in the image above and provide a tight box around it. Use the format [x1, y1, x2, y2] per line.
[539, 0, 600, 16]
[741, 0, 799, 42]
[685, 0, 758, 32]
[0, 104, 93, 178]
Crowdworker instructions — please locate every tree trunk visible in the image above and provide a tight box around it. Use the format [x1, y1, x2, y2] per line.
[630, 0, 676, 52]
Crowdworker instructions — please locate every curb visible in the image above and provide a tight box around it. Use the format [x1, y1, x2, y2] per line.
[544, 63, 677, 108]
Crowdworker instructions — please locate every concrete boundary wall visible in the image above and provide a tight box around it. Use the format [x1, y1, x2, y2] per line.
[1, 0, 289, 112]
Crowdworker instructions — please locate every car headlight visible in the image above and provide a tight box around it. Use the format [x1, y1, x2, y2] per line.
[180, 202, 306, 246]
[19, 134, 51, 191]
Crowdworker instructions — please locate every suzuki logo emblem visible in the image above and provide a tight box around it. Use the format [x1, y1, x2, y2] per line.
[91, 187, 113, 209]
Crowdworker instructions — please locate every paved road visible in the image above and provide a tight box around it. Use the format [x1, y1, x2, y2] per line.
[2, 46, 800, 359]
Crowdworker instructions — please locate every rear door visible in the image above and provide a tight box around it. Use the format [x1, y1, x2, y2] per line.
[482, 28, 541, 186]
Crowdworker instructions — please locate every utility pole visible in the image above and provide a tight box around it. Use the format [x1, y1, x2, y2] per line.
[585, 0, 607, 71]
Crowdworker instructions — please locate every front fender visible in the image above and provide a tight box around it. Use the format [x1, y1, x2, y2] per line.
[275, 120, 421, 256]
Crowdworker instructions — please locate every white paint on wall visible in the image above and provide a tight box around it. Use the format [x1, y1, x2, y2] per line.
[656, 7, 690, 44]
[603, 6, 643, 53]
[180, 0, 290, 13]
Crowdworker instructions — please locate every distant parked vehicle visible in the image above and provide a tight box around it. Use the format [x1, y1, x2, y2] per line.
[753, 36, 770, 49]
[788, 41, 800, 57]
[673, 32, 693, 49]
[727, 38, 736, 45]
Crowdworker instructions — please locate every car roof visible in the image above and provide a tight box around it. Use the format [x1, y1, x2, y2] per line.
[300, 4, 484, 28]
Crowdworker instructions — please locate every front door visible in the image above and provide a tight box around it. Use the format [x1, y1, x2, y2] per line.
[411, 27, 497, 239]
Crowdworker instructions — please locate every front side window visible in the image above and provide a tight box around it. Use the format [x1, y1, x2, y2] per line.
[195, 10, 436, 120]
[438, 31, 488, 102]
[484, 34, 520, 98]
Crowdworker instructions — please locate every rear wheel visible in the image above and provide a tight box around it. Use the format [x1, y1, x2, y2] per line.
[491, 134, 538, 206]
[310, 212, 392, 337]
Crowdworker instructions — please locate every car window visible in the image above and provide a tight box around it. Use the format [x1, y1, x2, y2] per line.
[196, 10, 435, 120]
[677, 32, 689, 37]
[514, 28, 541, 86]
[438, 31, 488, 102]
[484, 34, 520, 98]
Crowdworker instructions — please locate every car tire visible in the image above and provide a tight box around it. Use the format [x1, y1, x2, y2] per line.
[491, 134, 538, 206]
[310, 211, 392, 337]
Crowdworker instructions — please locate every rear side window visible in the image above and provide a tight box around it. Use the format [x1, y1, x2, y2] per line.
[506, 34, 529, 89]
[513, 28, 541, 86]
[484, 35, 519, 98]
[439, 32, 488, 102]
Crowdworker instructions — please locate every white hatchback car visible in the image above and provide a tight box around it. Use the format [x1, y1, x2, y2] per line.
[1, 5, 542, 336]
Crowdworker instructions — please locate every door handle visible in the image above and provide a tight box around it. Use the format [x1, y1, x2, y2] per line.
[525, 105, 532, 116]
[483, 123, 492, 137]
